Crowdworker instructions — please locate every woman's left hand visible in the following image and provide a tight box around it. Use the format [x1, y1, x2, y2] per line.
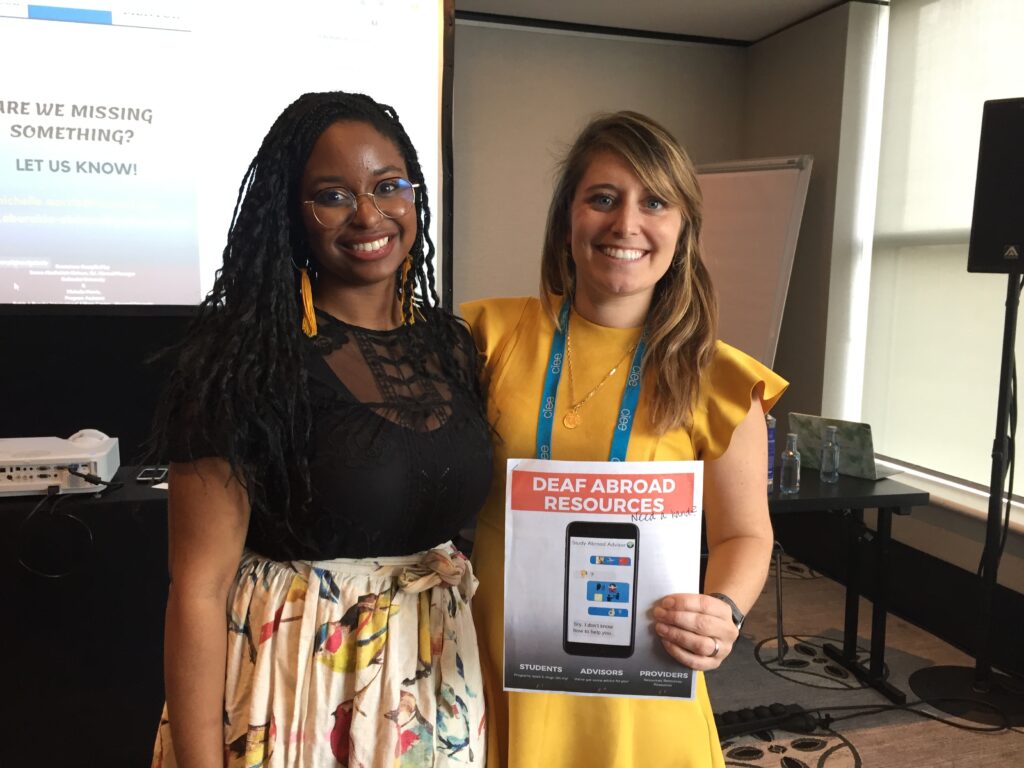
[652, 593, 739, 671]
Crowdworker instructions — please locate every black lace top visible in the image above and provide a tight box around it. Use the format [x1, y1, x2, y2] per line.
[171, 309, 493, 561]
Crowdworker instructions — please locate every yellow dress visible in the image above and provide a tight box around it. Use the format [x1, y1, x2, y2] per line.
[461, 297, 788, 768]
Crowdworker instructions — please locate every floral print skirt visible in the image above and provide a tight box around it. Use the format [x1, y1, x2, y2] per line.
[153, 543, 486, 767]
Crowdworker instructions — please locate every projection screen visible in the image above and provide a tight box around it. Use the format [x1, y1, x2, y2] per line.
[0, 0, 446, 308]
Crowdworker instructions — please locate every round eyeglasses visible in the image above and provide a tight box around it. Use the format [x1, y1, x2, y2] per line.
[303, 177, 419, 228]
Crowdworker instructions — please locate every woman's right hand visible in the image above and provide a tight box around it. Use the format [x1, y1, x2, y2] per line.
[652, 592, 739, 671]
[163, 459, 249, 768]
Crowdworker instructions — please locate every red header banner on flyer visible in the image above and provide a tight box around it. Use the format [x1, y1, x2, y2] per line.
[510, 470, 695, 515]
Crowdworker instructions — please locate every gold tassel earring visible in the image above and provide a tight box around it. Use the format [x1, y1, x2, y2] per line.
[300, 268, 317, 337]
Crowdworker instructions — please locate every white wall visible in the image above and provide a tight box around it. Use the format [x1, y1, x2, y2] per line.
[452, 21, 747, 305]
[741, 4, 852, 420]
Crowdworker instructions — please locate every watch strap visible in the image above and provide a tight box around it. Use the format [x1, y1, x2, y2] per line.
[709, 592, 746, 629]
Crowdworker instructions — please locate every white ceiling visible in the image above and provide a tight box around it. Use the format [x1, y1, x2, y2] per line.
[456, 0, 850, 43]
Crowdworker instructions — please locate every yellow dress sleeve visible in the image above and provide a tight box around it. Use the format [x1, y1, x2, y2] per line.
[459, 296, 534, 377]
[691, 341, 788, 461]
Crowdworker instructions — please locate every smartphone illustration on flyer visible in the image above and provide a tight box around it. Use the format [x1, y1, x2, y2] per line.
[563, 521, 640, 658]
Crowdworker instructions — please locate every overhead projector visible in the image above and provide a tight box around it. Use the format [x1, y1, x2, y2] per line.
[0, 429, 121, 497]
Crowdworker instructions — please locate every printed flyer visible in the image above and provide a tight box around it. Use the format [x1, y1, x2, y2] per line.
[504, 458, 703, 700]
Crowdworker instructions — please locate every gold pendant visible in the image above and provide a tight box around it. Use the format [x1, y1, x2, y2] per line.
[563, 410, 581, 429]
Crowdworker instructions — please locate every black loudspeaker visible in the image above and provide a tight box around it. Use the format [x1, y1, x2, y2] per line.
[967, 97, 1024, 273]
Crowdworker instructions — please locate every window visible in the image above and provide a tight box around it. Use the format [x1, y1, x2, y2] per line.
[862, 0, 1024, 487]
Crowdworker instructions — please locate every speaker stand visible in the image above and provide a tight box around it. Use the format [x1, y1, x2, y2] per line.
[908, 273, 1024, 725]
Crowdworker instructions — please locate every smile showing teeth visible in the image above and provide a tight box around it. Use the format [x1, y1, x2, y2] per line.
[601, 246, 645, 261]
[349, 236, 391, 252]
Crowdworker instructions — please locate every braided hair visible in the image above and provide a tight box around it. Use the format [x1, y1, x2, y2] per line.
[150, 91, 466, 545]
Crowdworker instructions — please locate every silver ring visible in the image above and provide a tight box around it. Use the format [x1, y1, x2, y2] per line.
[708, 637, 721, 658]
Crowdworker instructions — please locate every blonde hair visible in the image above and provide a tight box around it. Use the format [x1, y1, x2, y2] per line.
[540, 111, 718, 433]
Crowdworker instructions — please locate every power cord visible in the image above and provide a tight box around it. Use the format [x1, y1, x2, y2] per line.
[15, 470, 120, 579]
[16, 487, 93, 579]
[55, 465, 123, 492]
[717, 697, 1024, 740]
[807, 698, 1015, 734]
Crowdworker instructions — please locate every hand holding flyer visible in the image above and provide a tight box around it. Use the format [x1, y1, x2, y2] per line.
[504, 458, 703, 699]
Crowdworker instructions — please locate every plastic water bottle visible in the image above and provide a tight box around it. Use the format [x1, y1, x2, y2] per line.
[779, 433, 801, 494]
[819, 425, 840, 484]
[766, 414, 777, 493]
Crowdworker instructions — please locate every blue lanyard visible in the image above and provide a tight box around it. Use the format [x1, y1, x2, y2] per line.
[536, 301, 646, 462]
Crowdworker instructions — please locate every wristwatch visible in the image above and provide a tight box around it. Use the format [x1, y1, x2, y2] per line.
[709, 592, 746, 630]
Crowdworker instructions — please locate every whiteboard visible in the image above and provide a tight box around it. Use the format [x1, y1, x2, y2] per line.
[697, 156, 812, 366]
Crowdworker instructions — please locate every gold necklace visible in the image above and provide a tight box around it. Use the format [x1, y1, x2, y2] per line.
[562, 321, 637, 430]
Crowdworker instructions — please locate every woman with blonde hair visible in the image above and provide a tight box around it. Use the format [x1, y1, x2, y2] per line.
[463, 111, 787, 766]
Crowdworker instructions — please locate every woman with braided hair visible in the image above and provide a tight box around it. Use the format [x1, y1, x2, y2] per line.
[150, 92, 491, 767]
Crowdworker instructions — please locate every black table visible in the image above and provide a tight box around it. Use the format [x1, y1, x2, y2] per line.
[0, 466, 169, 766]
[768, 468, 929, 704]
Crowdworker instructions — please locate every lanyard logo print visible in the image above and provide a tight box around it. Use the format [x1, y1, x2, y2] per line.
[617, 408, 633, 432]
